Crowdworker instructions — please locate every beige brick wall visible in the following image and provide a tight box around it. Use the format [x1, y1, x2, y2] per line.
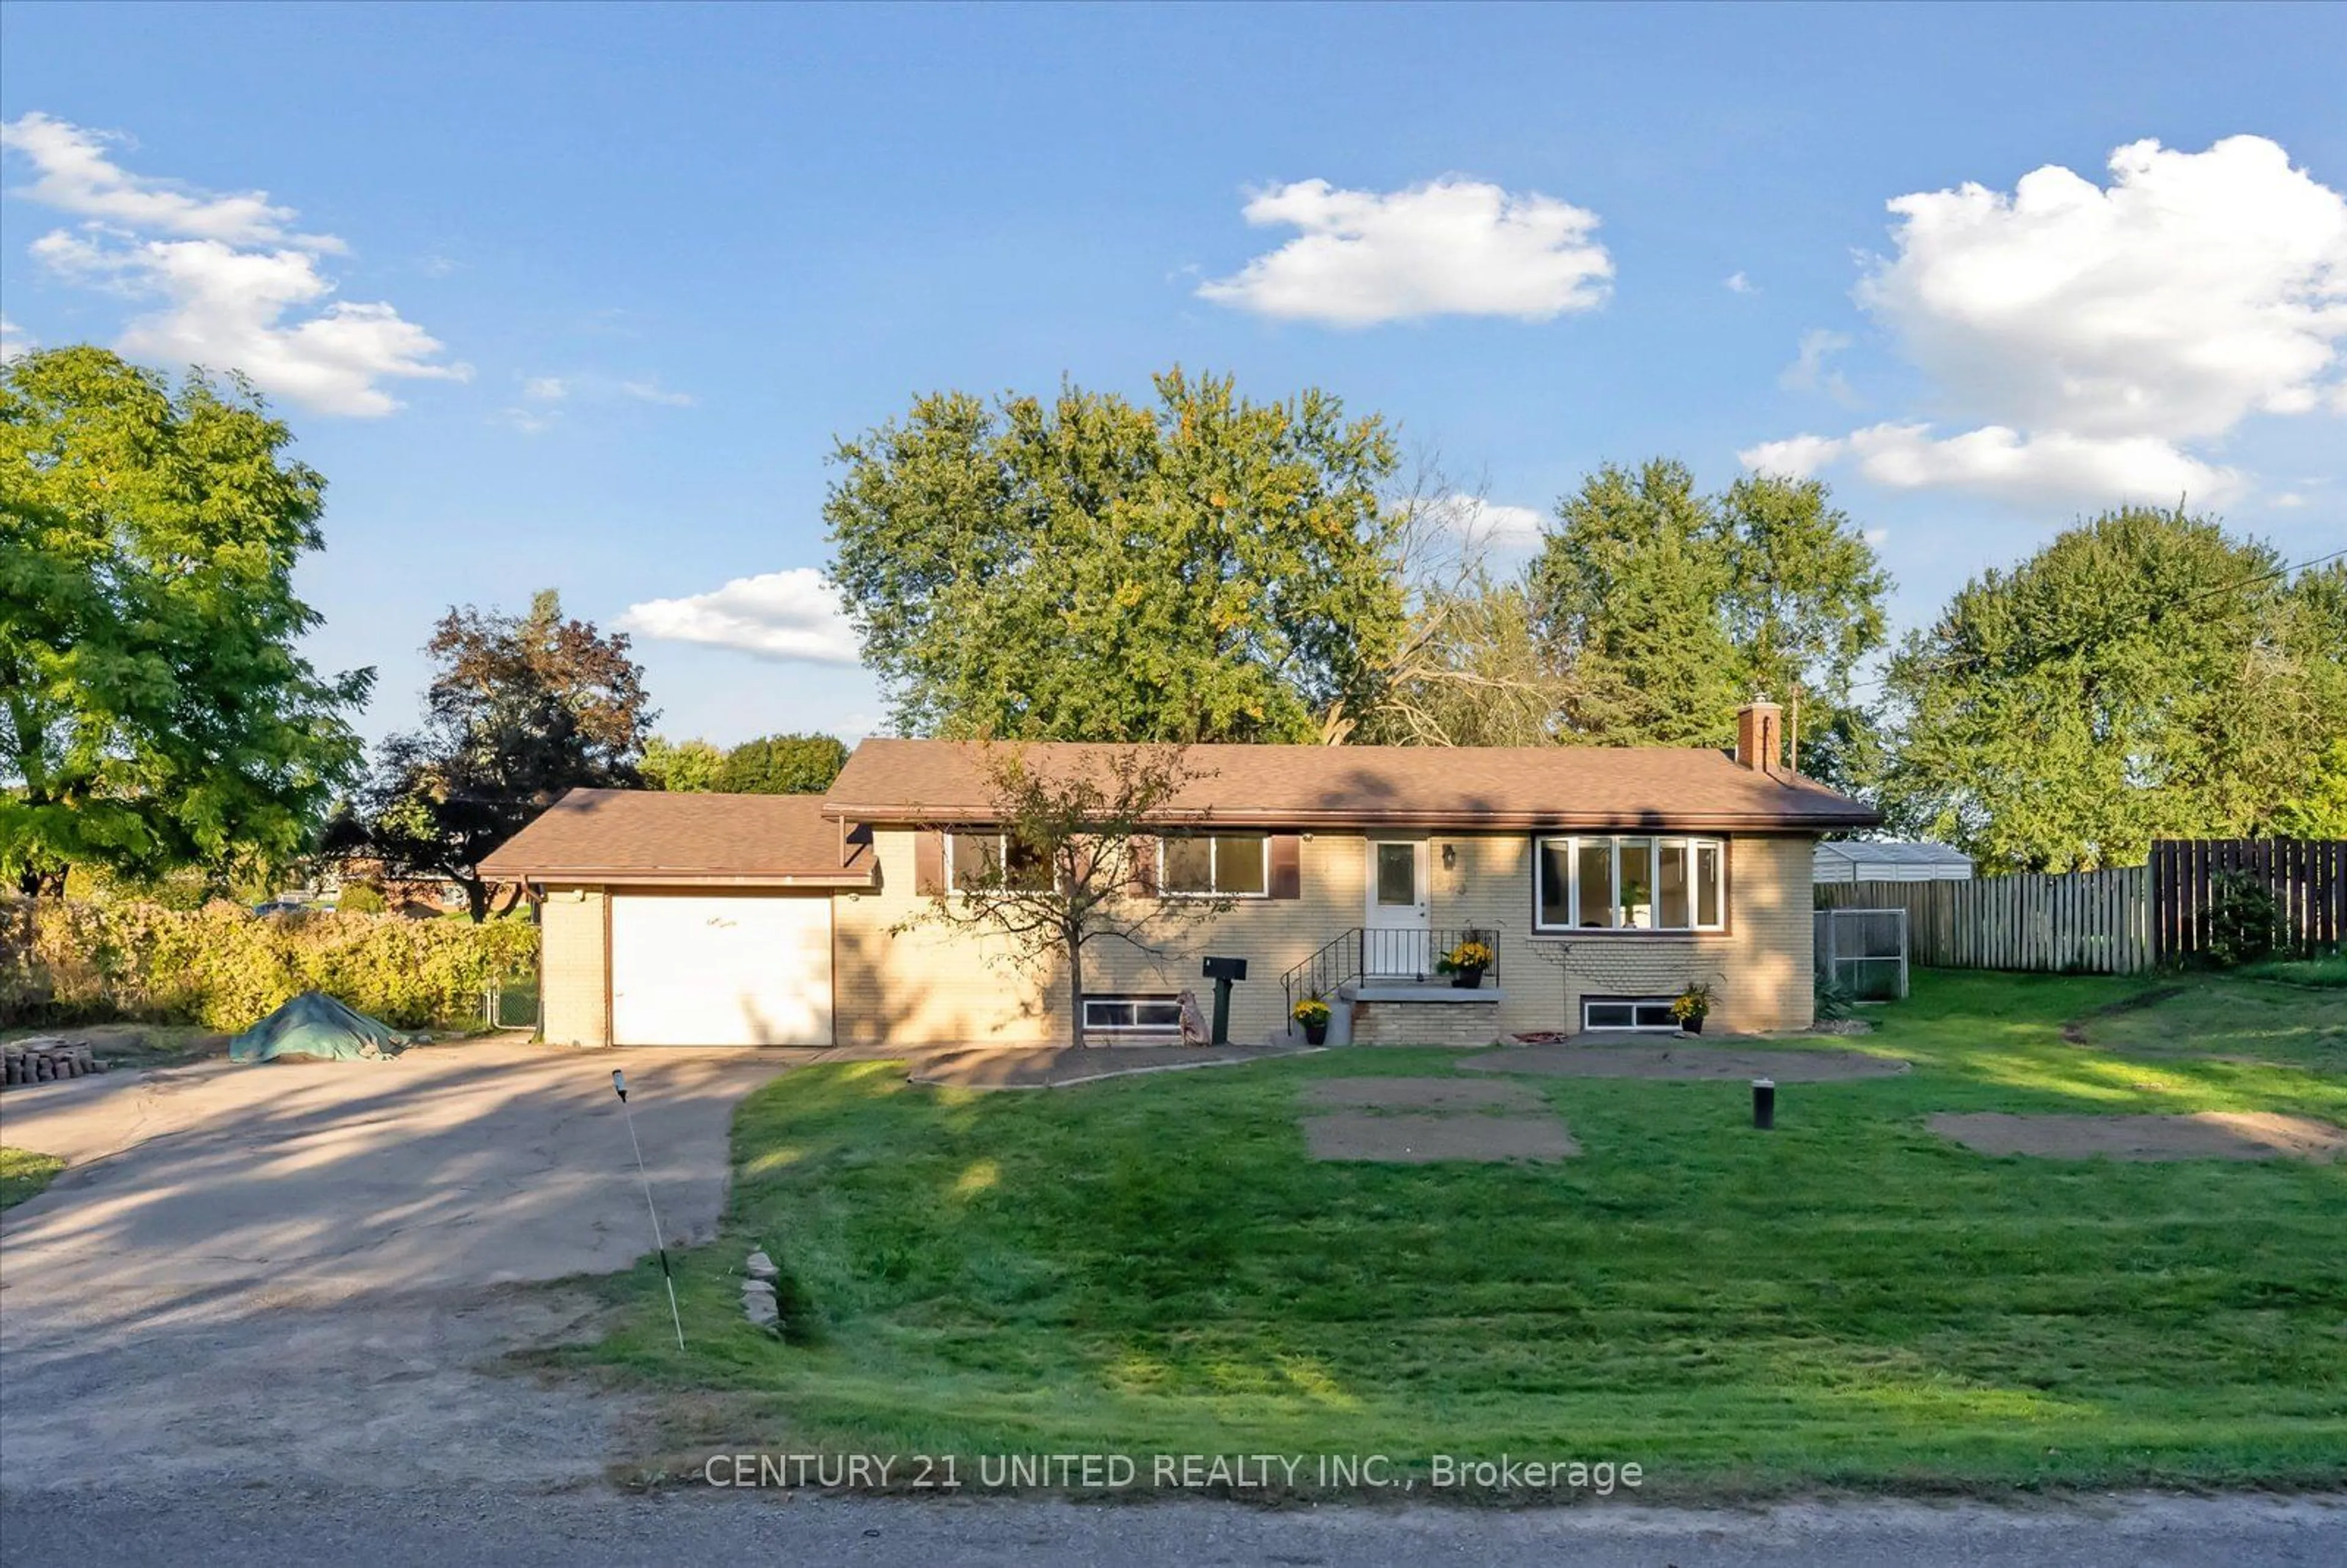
[833, 828, 1369, 1046]
[1430, 832, 1814, 1035]
[1351, 997, 1505, 1047]
[835, 827, 1817, 1045]
[539, 886, 608, 1047]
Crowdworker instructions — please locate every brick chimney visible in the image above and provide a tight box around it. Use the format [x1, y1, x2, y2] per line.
[1736, 697, 1782, 775]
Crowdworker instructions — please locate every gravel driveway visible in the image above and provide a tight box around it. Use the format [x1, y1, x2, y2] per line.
[0, 1042, 790, 1492]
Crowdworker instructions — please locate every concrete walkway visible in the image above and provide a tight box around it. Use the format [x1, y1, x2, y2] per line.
[0, 1042, 788, 1491]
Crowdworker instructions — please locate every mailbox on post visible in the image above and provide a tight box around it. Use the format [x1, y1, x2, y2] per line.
[1200, 956, 1248, 1046]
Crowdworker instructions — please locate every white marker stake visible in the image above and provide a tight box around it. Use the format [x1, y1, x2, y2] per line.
[612, 1068, 686, 1350]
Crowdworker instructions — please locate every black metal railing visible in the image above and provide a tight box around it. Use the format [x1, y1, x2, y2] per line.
[1282, 926, 1500, 1014]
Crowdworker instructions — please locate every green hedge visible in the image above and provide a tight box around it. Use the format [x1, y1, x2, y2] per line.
[0, 898, 540, 1033]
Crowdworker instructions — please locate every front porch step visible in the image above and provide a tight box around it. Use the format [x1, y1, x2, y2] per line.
[1337, 981, 1506, 1048]
[1340, 981, 1506, 1005]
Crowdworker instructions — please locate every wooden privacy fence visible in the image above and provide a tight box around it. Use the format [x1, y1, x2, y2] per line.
[1816, 867, 2153, 974]
[2151, 838, 2347, 962]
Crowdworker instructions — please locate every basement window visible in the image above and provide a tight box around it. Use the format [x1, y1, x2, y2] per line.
[1083, 995, 1183, 1034]
[1582, 997, 1681, 1031]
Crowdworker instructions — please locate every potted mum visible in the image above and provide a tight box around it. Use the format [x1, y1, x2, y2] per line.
[1670, 981, 1714, 1035]
[1292, 995, 1332, 1046]
[1436, 937, 1495, 990]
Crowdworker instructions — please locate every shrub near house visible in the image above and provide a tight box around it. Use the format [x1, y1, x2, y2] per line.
[0, 898, 537, 1032]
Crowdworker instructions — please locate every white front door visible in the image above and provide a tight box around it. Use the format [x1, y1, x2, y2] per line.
[609, 893, 834, 1046]
[1362, 838, 1431, 978]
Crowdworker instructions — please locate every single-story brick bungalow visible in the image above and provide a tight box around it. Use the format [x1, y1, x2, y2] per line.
[479, 700, 1875, 1049]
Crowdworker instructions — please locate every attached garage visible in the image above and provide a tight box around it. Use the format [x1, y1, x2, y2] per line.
[479, 790, 875, 1049]
[609, 892, 831, 1046]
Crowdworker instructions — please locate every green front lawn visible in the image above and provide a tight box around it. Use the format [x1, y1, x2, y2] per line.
[589, 970, 2347, 1495]
[0, 1146, 65, 1210]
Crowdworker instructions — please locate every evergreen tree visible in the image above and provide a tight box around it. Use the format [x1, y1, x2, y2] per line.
[1530, 459, 1746, 746]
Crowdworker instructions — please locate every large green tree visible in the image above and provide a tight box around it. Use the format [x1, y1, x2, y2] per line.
[1526, 462, 1889, 775]
[1, 347, 371, 896]
[638, 732, 849, 793]
[638, 735, 724, 792]
[1878, 508, 2346, 872]
[1529, 459, 1749, 747]
[714, 732, 848, 794]
[826, 368, 1406, 743]
[336, 591, 652, 918]
[1716, 472, 1890, 782]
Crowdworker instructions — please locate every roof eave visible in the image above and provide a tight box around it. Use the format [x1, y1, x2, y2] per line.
[480, 866, 878, 889]
[820, 803, 1879, 833]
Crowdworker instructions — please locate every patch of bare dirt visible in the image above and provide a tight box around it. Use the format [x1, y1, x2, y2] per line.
[1299, 1077, 1543, 1113]
[1928, 1110, 2346, 1163]
[1302, 1112, 1579, 1163]
[1459, 1045, 1909, 1083]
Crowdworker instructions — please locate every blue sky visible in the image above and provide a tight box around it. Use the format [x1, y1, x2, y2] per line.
[6, 1, 2343, 747]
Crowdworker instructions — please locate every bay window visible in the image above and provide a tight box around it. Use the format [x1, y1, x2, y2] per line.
[1534, 835, 1725, 932]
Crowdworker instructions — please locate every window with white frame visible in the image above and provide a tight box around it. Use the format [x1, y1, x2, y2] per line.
[1083, 995, 1183, 1033]
[1158, 832, 1269, 896]
[946, 830, 1051, 892]
[1535, 836, 1723, 932]
[1583, 997, 1681, 1030]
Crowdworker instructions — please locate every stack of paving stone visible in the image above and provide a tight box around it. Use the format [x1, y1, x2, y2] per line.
[2, 1038, 103, 1086]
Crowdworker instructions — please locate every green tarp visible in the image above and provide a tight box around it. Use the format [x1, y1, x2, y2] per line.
[229, 991, 423, 1063]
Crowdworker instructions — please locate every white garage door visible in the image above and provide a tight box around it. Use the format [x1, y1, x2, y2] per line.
[608, 893, 832, 1046]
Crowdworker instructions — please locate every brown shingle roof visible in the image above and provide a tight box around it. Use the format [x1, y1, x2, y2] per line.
[822, 739, 1878, 833]
[477, 789, 873, 885]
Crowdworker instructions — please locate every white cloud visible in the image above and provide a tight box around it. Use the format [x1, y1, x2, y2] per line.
[1862, 528, 1889, 546]
[1742, 422, 2244, 507]
[1745, 136, 2347, 508]
[1736, 433, 1848, 480]
[0, 315, 29, 362]
[2272, 492, 2307, 508]
[519, 371, 692, 408]
[619, 568, 861, 665]
[0, 111, 337, 249]
[1198, 177, 1612, 326]
[617, 377, 693, 408]
[1416, 495, 1547, 549]
[1, 112, 461, 417]
[1861, 136, 2347, 440]
[1779, 328, 1854, 402]
[1725, 271, 1755, 295]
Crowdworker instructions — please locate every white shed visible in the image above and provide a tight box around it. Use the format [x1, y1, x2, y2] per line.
[1813, 840, 1974, 884]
